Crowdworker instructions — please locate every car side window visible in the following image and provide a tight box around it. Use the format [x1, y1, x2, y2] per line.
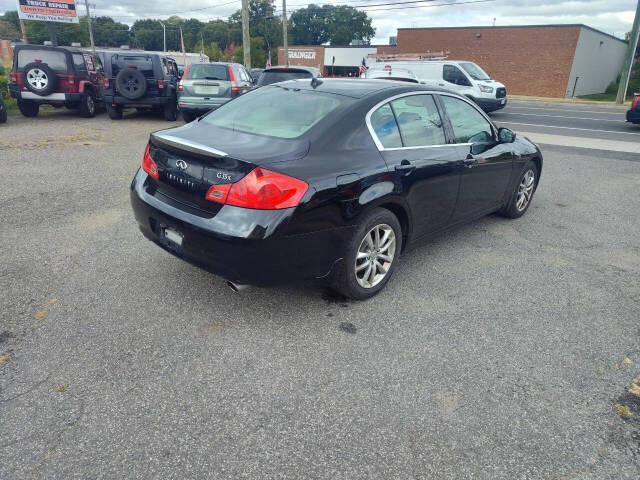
[389, 94, 446, 147]
[440, 96, 494, 143]
[72, 53, 86, 72]
[370, 103, 402, 149]
[443, 65, 471, 86]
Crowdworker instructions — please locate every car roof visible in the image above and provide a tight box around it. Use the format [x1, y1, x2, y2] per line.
[264, 66, 320, 73]
[14, 44, 85, 55]
[271, 78, 456, 99]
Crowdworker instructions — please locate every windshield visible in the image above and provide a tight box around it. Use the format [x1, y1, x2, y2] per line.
[18, 49, 67, 71]
[460, 62, 490, 81]
[257, 70, 313, 86]
[186, 64, 229, 81]
[201, 86, 352, 139]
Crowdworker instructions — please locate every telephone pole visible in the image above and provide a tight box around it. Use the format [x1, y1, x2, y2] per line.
[84, 0, 96, 56]
[241, 0, 251, 69]
[616, 0, 640, 104]
[19, 18, 28, 44]
[282, 0, 289, 66]
[159, 21, 166, 52]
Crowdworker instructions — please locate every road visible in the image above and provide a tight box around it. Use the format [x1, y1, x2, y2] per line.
[490, 100, 640, 153]
[1, 110, 639, 479]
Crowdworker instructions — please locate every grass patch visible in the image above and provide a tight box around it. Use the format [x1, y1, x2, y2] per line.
[577, 93, 635, 103]
[3, 95, 18, 116]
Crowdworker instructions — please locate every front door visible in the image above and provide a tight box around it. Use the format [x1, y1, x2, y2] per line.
[369, 93, 463, 238]
[438, 94, 514, 221]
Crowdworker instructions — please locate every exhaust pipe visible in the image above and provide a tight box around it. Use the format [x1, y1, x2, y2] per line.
[226, 280, 249, 293]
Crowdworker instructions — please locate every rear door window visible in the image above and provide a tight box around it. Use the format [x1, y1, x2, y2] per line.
[112, 55, 154, 77]
[186, 64, 229, 81]
[18, 49, 67, 71]
[440, 95, 494, 143]
[390, 95, 446, 147]
[72, 54, 87, 73]
[369, 103, 402, 149]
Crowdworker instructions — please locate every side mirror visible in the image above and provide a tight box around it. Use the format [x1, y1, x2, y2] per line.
[498, 127, 516, 143]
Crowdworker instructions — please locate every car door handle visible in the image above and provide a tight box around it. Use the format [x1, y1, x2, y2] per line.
[395, 162, 416, 176]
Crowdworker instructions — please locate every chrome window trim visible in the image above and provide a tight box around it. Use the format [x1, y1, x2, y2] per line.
[365, 90, 497, 152]
[151, 133, 229, 158]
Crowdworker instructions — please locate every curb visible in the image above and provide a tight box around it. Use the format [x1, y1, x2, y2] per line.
[509, 95, 631, 107]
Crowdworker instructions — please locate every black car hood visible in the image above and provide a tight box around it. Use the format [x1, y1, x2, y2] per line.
[151, 121, 310, 165]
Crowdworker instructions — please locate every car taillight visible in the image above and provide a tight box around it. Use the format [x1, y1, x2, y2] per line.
[632, 95, 640, 110]
[157, 79, 165, 89]
[9, 72, 22, 84]
[142, 144, 159, 179]
[103, 78, 110, 88]
[206, 168, 308, 210]
[178, 80, 183, 92]
[179, 65, 189, 92]
[228, 65, 240, 94]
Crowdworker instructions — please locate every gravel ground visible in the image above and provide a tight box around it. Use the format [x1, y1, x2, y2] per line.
[1, 111, 639, 479]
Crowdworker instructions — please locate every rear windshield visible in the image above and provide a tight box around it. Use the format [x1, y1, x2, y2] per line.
[201, 85, 351, 139]
[17, 49, 67, 71]
[112, 55, 154, 77]
[257, 70, 313, 86]
[186, 64, 229, 81]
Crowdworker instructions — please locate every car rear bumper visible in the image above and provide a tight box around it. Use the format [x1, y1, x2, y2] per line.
[626, 108, 640, 124]
[178, 97, 229, 113]
[104, 94, 173, 106]
[470, 96, 507, 112]
[9, 86, 85, 103]
[130, 169, 349, 286]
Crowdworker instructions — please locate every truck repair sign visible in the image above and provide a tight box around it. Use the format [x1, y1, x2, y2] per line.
[17, 0, 79, 24]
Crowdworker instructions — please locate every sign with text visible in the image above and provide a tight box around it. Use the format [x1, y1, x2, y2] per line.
[289, 50, 316, 60]
[17, 0, 79, 24]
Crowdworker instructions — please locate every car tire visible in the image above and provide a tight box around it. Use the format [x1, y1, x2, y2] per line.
[332, 207, 402, 300]
[79, 93, 96, 118]
[17, 100, 39, 118]
[0, 100, 7, 124]
[23, 62, 57, 96]
[182, 110, 196, 123]
[115, 68, 147, 100]
[163, 99, 178, 121]
[106, 103, 123, 120]
[499, 161, 538, 219]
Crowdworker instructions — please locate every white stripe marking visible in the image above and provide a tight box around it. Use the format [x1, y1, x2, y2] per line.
[497, 112, 624, 123]
[506, 105, 626, 115]
[500, 122, 640, 136]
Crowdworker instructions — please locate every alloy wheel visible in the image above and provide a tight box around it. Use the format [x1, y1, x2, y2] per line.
[354, 224, 396, 289]
[516, 169, 535, 211]
[27, 69, 48, 90]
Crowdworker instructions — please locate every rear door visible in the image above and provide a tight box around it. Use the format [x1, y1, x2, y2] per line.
[369, 93, 462, 237]
[181, 64, 232, 99]
[438, 94, 514, 221]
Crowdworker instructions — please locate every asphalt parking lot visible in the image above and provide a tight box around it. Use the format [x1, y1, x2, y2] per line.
[1, 109, 639, 479]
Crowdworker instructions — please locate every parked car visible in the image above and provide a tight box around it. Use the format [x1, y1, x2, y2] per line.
[250, 68, 264, 83]
[99, 51, 179, 120]
[8, 44, 103, 118]
[0, 95, 6, 123]
[131, 79, 542, 299]
[365, 60, 507, 112]
[365, 66, 420, 83]
[626, 93, 640, 124]
[178, 62, 253, 123]
[255, 66, 321, 86]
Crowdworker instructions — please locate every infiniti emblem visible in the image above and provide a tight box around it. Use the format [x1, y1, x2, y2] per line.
[176, 160, 188, 170]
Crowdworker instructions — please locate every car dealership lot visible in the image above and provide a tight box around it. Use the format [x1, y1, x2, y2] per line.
[1, 112, 639, 478]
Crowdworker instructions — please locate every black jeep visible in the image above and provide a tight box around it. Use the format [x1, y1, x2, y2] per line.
[0, 95, 6, 124]
[9, 44, 103, 118]
[99, 51, 179, 121]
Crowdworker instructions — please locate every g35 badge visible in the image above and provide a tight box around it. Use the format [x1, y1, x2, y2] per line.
[217, 172, 233, 181]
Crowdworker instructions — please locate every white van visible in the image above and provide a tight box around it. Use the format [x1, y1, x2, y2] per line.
[365, 60, 507, 112]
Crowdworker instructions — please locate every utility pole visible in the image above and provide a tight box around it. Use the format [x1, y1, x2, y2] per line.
[84, 0, 96, 56]
[19, 18, 28, 44]
[48, 22, 58, 46]
[617, 0, 640, 104]
[282, 0, 289, 66]
[159, 21, 166, 52]
[241, 0, 251, 69]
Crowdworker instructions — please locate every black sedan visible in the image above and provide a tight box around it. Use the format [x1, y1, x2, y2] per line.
[131, 79, 542, 299]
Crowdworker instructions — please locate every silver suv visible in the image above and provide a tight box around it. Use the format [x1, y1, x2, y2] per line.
[178, 62, 253, 122]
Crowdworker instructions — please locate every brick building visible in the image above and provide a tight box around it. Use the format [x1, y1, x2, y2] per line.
[280, 24, 628, 98]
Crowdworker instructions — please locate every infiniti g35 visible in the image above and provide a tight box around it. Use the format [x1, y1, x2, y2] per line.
[130, 79, 542, 299]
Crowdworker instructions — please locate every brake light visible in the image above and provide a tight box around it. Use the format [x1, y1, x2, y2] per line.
[103, 78, 110, 88]
[157, 79, 165, 89]
[228, 65, 240, 94]
[206, 168, 308, 209]
[632, 95, 640, 110]
[142, 144, 159, 179]
[9, 72, 22, 85]
[179, 65, 189, 92]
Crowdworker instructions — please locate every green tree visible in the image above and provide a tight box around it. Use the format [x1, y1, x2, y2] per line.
[201, 21, 230, 51]
[233, 37, 266, 67]
[290, 5, 374, 45]
[0, 20, 20, 41]
[229, 0, 282, 52]
[92, 17, 131, 47]
[203, 42, 223, 62]
[0, 11, 20, 31]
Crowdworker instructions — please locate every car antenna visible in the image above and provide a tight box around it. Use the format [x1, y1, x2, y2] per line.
[310, 77, 323, 89]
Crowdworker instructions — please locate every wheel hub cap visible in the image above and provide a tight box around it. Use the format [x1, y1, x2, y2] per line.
[516, 169, 535, 211]
[355, 224, 396, 289]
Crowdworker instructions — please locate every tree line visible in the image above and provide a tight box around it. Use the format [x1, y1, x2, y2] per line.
[0, 1, 375, 68]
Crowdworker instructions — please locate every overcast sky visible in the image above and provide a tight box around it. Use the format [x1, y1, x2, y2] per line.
[1, 0, 637, 44]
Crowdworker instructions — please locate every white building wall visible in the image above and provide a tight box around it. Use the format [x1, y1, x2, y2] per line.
[566, 27, 627, 97]
[324, 47, 377, 67]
